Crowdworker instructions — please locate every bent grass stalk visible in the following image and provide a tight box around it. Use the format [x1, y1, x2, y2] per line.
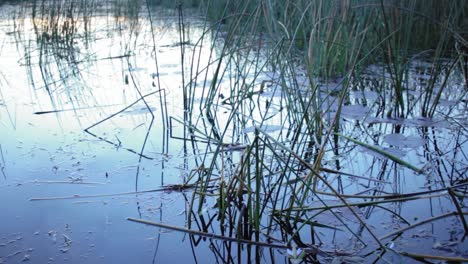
[397, 251, 468, 263]
[336, 133, 425, 173]
[379, 211, 468, 240]
[127, 216, 351, 258]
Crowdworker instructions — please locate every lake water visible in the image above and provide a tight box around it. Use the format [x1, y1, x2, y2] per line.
[0, 1, 467, 263]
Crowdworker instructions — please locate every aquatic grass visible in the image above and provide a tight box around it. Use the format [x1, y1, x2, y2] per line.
[420, 57, 460, 118]
[187, 129, 374, 251]
[13, 0, 467, 262]
[258, 128, 385, 246]
[336, 133, 425, 173]
[148, 1, 462, 260]
[455, 40, 468, 88]
[145, 0, 170, 136]
[372, 1, 464, 118]
[177, 5, 304, 222]
[178, 2, 466, 259]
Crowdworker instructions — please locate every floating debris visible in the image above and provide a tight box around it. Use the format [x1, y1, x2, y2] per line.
[383, 133, 425, 149]
[63, 234, 72, 247]
[21, 254, 30, 262]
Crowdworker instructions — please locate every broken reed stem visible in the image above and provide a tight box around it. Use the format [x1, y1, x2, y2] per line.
[83, 89, 164, 160]
[29, 183, 205, 201]
[27, 180, 106, 185]
[29, 173, 222, 201]
[280, 193, 448, 212]
[398, 251, 468, 263]
[127, 217, 289, 249]
[380, 211, 468, 240]
[448, 188, 468, 234]
[313, 181, 468, 200]
[127, 217, 346, 257]
[285, 167, 391, 185]
[336, 133, 424, 174]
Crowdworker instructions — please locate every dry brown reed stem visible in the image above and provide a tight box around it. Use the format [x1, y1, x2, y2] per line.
[282, 193, 448, 212]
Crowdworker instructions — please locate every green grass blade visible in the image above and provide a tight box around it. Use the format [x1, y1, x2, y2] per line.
[336, 133, 425, 174]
